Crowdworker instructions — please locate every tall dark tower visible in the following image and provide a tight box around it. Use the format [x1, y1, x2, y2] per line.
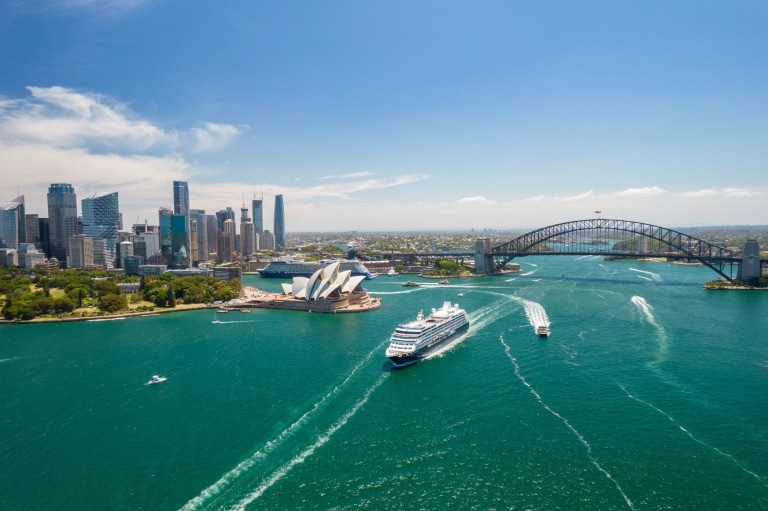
[172, 181, 191, 267]
[47, 183, 78, 264]
[274, 194, 285, 250]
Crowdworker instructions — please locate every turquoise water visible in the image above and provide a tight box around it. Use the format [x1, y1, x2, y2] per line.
[2, 256, 767, 510]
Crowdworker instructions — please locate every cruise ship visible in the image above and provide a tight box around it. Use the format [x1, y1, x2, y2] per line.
[258, 259, 374, 279]
[385, 301, 469, 368]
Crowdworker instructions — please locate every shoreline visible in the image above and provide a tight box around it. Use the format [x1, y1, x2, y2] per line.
[0, 303, 212, 326]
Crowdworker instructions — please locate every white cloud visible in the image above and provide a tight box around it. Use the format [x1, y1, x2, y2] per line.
[457, 196, 496, 204]
[0, 86, 243, 154]
[554, 190, 595, 202]
[612, 186, 666, 197]
[318, 172, 376, 180]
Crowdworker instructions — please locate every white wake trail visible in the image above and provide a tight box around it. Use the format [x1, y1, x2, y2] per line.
[629, 268, 662, 282]
[631, 296, 668, 365]
[230, 374, 388, 510]
[178, 341, 386, 511]
[501, 337, 635, 510]
[618, 384, 767, 488]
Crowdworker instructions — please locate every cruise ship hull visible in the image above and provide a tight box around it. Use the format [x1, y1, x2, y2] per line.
[387, 321, 469, 368]
[258, 260, 374, 280]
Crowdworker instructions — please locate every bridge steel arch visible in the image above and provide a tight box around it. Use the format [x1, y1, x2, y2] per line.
[490, 218, 738, 280]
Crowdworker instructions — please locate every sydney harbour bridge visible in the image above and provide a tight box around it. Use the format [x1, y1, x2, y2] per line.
[396, 218, 765, 282]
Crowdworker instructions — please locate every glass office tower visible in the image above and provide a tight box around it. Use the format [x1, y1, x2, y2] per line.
[159, 207, 190, 269]
[274, 194, 285, 250]
[252, 199, 263, 235]
[47, 183, 78, 264]
[82, 192, 120, 268]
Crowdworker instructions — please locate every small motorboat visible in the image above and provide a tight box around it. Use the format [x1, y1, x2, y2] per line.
[147, 375, 167, 385]
[402, 281, 420, 287]
[457, 292, 464, 297]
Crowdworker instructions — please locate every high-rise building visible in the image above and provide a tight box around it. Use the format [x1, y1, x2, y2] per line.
[173, 181, 190, 216]
[25, 214, 40, 248]
[189, 209, 208, 266]
[252, 199, 263, 235]
[159, 207, 190, 269]
[68, 235, 94, 269]
[206, 215, 218, 261]
[12, 196, 26, 244]
[47, 183, 79, 264]
[82, 192, 120, 268]
[172, 181, 191, 266]
[216, 207, 235, 232]
[274, 194, 285, 250]
[240, 221, 255, 256]
[0, 201, 21, 249]
[261, 229, 275, 251]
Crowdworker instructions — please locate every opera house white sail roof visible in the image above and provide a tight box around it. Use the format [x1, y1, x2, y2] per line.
[280, 260, 367, 301]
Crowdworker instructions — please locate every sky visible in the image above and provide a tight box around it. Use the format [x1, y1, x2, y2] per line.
[1, 0, 767, 232]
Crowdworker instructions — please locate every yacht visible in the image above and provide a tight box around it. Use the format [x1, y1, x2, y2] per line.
[147, 375, 167, 385]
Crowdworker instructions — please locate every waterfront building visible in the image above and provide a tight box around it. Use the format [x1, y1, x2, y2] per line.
[68, 235, 94, 269]
[261, 229, 275, 251]
[159, 207, 190, 269]
[82, 192, 120, 268]
[274, 194, 285, 250]
[0, 201, 21, 249]
[252, 198, 263, 235]
[47, 183, 79, 264]
[213, 266, 242, 281]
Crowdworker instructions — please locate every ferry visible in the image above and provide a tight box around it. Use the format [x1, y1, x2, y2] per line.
[536, 325, 550, 337]
[402, 281, 420, 287]
[385, 301, 470, 368]
[258, 258, 374, 279]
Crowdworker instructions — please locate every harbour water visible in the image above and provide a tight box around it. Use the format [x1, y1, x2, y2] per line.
[2, 256, 767, 510]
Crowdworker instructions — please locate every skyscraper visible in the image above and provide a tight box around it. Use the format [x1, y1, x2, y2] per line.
[82, 192, 120, 268]
[252, 198, 263, 235]
[216, 207, 235, 232]
[0, 202, 20, 249]
[159, 207, 190, 269]
[173, 181, 190, 216]
[172, 181, 191, 267]
[189, 209, 208, 265]
[274, 194, 285, 250]
[47, 183, 78, 264]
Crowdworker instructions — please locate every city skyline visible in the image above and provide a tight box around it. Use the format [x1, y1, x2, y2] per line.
[1, 2, 767, 231]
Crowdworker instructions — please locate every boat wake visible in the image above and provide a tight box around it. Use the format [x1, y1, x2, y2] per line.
[179, 340, 388, 511]
[631, 296, 668, 366]
[229, 374, 388, 510]
[618, 383, 767, 488]
[211, 320, 255, 324]
[629, 268, 662, 282]
[501, 336, 635, 509]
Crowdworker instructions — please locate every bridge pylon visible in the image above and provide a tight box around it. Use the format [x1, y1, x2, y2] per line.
[474, 239, 494, 275]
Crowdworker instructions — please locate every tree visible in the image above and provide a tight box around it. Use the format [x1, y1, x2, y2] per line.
[166, 284, 176, 307]
[98, 294, 127, 313]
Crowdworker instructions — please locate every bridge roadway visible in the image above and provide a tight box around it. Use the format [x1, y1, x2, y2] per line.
[381, 219, 766, 282]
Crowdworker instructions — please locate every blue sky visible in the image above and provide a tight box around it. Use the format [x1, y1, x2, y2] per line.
[1, 0, 766, 231]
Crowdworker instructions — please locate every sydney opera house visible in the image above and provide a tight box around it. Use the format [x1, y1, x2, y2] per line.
[243, 260, 381, 313]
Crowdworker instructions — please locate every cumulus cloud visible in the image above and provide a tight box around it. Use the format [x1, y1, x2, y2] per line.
[554, 190, 595, 202]
[0, 86, 242, 153]
[191, 122, 243, 152]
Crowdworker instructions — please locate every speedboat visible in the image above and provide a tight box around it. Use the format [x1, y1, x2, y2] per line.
[147, 375, 167, 385]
